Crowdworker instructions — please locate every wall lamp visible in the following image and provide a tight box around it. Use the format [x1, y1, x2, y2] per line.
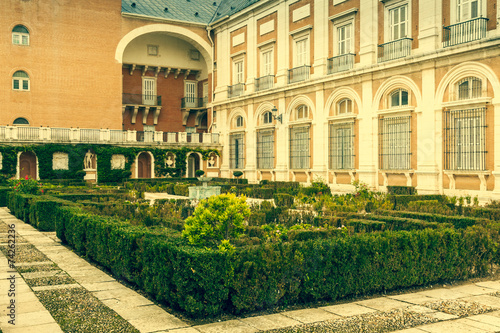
[271, 106, 283, 124]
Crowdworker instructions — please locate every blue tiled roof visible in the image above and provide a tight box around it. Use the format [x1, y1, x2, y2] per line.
[121, 0, 263, 25]
[211, 0, 262, 22]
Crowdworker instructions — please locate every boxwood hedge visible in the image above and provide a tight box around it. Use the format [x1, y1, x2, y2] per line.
[7, 192, 499, 318]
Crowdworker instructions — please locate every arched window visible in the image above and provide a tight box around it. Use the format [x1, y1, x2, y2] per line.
[337, 99, 353, 115]
[457, 77, 482, 100]
[262, 111, 273, 124]
[13, 117, 29, 125]
[296, 105, 309, 119]
[390, 89, 409, 107]
[13, 71, 30, 91]
[12, 25, 29, 46]
[235, 115, 244, 127]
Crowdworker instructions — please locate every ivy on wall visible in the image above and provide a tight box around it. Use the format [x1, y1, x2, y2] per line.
[0, 144, 219, 182]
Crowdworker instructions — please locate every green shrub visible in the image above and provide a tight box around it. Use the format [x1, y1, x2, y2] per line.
[346, 219, 386, 232]
[173, 184, 190, 197]
[389, 195, 448, 210]
[406, 200, 455, 215]
[29, 196, 73, 231]
[182, 193, 251, 248]
[274, 193, 294, 208]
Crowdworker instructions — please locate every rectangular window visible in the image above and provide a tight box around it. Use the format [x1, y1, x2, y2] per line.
[290, 126, 310, 169]
[234, 60, 244, 84]
[444, 108, 486, 170]
[261, 49, 273, 76]
[230, 133, 245, 169]
[295, 38, 308, 66]
[257, 130, 274, 169]
[379, 116, 411, 170]
[458, 0, 480, 21]
[329, 122, 354, 169]
[13, 80, 20, 90]
[390, 5, 408, 40]
[338, 23, 352, 55]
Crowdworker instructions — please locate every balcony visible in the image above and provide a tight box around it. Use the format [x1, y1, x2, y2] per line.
[255, 75, 274, 92]
[181, 97, 207, 109]
[443, 17, 489, 47]
[0, 126, 221, 146]
[378, 38, 413, 63]
[288, 65, 310, 84]
[328, 53, 355, 74]
[228, 83, 245, 98]
[122, 93, 162, 106]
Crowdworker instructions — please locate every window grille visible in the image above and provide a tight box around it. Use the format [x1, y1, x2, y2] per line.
[444, 107, 486, 171]
[230, 133, 245, 169]
[257, 130, 274, 169]
[289, 126, 310, 169]
[329, 122, 355, 169]
[379, 116, 411, 170]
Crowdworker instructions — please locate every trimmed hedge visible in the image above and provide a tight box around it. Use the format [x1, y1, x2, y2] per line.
[389, 195, 448, 209]
[387, 186, 416, 195]
[0, 187, 10, 207]
[11, 192, 499, 318]
[376, 209, 485, 229]
[274, 193, 294, 208]
[29, 196, 74, 231]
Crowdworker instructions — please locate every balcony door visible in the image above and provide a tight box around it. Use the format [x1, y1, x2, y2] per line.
[142, 77, 156, 105]
[185, 81, 197, 108]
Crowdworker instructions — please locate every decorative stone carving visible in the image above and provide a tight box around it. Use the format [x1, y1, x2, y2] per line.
[111, 154, 126, 170]
[166, 153, 175, 168]
[208, 153, 218, 168]
[53, 152, 69, 170]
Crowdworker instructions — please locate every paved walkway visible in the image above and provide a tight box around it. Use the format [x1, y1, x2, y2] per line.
[0, 207, 499, 333]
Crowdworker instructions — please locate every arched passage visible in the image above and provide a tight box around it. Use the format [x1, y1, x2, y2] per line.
[137, 152, 152, 179]
[187, 153, 201, 178]
[19, 151, 37, 180]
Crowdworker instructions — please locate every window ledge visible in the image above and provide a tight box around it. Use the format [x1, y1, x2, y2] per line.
[380, 169, 414, 174]
[442, 97, 491, 109]
[328, 114, 356, 122]
[444, 170, 491, 176]
[377, 107, 414, 116]
[288, 120, 312, 126]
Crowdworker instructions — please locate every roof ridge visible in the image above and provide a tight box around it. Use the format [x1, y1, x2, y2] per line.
[208, 0, 227, 24]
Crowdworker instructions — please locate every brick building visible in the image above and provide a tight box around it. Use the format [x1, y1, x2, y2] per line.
[3, 0, 500, 199]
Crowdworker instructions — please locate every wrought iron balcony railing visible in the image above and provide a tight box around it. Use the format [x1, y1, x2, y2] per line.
[328, 53, 355, 74]
[181, 97, 206, 109]
[122, 93, 162, 106]
[378, 38, 413, 63]
[255, 75, 274, 92]
[288, 65, 311, 84]
[443, 17, 489, 47]
[228, 83, 245, 98]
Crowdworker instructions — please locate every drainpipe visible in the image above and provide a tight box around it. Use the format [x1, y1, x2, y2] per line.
[206, 25, 215, 133]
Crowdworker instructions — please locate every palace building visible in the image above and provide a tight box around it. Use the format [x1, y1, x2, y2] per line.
[2, 0, 500, 198]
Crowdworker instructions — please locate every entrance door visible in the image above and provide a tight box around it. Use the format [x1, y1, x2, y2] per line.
[142, 78, 156, 105]
[137, 152, 152, 178]
[19, 152, 37, 179]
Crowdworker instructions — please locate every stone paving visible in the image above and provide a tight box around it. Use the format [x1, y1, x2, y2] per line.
[0, 207, 500, 332]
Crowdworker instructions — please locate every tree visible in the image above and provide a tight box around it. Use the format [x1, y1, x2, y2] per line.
[182, 193, 250, 248]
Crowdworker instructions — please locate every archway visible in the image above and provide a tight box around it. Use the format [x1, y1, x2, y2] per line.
[137, 152, 152, 179]
[187, 153, 200, 178]
[19, 151, 37, 179]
